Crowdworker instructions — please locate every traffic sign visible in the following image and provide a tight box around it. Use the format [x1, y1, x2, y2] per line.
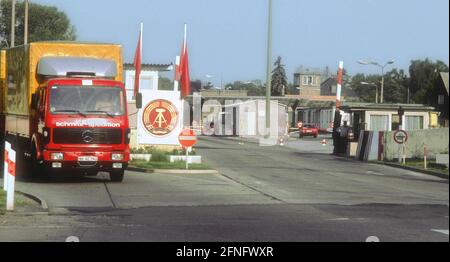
[297, 122, 303, 129]
[178, 129, 197, 148]
[393, 130, 408, 144]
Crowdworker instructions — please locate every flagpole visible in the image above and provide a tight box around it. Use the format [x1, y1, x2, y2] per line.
[184, 23, 187, 54]
[174, 56, 180, 91]
[181, 24, 188, 129]
[140, 22, 143, 58]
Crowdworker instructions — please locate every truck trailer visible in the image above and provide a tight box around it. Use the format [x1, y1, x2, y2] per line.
[0, 42, 130, 182]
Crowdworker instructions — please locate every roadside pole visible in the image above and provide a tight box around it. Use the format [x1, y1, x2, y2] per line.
[6, 144, 16, 211]
[3, 142, 10, 191]
[424, 144, 427, 170]
[186, 147, 189, 170]
[402, 143, 406, 165]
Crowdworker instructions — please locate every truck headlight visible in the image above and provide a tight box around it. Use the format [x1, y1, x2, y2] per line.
[51, 152, 64, 160]
[43, 127, 51, 144]
[111, 153, 124, 161]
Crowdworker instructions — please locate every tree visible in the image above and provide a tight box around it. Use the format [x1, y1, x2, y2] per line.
[0, 0, 76, 48]
[349, 73, 381, 103]
[271, 56, 288, 96]
[383, 69, 408, 103]
[409, 59, 449, 105]
[225, 81, 265, 96]
[158, 77, 173, 91]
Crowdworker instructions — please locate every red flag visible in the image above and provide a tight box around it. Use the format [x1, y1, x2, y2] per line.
[133, 25, 142, 98]
[174, 47, 182, 85]
[180, 44, 191, 98]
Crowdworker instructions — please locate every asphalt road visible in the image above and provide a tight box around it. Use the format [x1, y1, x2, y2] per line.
[0, 136, 448, 242]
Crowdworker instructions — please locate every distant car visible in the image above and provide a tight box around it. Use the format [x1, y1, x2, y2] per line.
[299, 124, 319, 138]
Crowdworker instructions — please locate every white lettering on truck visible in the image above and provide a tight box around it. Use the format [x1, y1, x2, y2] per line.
[55, 119, 121, 128]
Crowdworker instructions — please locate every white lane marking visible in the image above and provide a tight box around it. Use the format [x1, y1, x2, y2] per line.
[327, 218, 350, 221]
[431, 229, 449, 235]
[366, 171, 385, 176]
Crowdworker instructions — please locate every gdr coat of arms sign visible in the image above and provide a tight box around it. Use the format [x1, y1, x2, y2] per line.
[142, 99, 179, 136]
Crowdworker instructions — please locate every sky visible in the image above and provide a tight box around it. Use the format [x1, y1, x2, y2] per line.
[30, 0, 450, 86]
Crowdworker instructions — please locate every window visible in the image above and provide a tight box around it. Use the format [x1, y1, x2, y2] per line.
[50, 85, 126, 116]
[405, 116, 423, 130]
[391, 114, 400, 131]
[370, 115, 389, 131]
[302, 76, 315, 86]
[303, 76, 308, 85]
[438, 95, 445, 105]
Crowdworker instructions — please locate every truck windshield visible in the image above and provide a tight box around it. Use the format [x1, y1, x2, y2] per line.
[49, 86, 125, 116]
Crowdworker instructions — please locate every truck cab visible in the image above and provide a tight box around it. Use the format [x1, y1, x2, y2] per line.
[30, 57, 129, 181]
[1, 42, 130, 182]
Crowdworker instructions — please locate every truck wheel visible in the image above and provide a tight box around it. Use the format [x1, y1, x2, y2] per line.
[31, 146, 47, 181]
[110, 170, 124, 182]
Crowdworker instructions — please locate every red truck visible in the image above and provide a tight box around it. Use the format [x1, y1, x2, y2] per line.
[0, 42, 134, 182]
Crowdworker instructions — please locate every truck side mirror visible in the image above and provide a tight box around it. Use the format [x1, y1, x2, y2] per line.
[31, 93, 38, 110]
[135, 93, 143, 109]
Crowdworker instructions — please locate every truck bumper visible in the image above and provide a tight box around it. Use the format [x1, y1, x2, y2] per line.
[42, 150, 129, 173]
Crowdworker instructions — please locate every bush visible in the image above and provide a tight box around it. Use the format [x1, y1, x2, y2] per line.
[131, 146, 196, 156]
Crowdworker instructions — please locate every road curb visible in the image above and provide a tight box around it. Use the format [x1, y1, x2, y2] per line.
[127, 166, 219, 175]
[16, 190, 49, 212]
[372, 161, 449, 180]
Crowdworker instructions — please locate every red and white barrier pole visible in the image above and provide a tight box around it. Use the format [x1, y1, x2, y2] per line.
[4, 142, 15, 211]
[336, 61, 344, 108]
[3, 142, 10, 191]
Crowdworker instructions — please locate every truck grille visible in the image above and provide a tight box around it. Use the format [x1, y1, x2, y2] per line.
[53, 128, 123, 145]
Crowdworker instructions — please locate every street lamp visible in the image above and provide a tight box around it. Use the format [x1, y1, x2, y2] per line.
[265, 0, 273, 137]
[358, 59, 395, 103]
[360, 81, 379, 104]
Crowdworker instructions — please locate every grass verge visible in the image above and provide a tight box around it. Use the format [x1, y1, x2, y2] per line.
[0, 191, 5, 215]
[0, 190, 37, 215]
[129, 159, 211, 170]
[378, 159, 449, 176]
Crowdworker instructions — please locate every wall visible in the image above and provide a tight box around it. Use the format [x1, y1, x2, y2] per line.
[383, 128, 449, 160]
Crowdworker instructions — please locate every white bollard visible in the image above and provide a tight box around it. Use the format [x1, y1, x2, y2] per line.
[6, 146, 16, 211]
[424, 145, 427, 170]
[3, 142, 11, 192]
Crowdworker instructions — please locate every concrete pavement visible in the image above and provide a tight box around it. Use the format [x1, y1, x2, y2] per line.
[0, 136, 448, 242]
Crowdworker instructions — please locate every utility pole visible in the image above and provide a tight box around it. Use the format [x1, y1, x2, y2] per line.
[11, 0, 16, 47]
[24, 0, 29, 45]
[265, 0, 273, 137]
[358, 59, 395, 103]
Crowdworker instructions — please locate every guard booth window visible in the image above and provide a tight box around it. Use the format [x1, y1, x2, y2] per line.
[392, 114, 400, 130]
[370, 115, 389, 131]
[405, 116, 423, 130]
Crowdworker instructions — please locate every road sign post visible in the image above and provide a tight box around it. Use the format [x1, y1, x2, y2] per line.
[393, 130, 408, 164]
[178, 129, 198, 170]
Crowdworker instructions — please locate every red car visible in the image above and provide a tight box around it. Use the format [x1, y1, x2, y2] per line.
[299, 124, 319, 138]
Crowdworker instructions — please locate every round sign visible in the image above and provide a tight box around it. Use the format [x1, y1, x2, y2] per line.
[178, 129, 197, 148]
[142, 99, 178, 136]
[393, 130, 408, 144]
[297, 122, 303, 129]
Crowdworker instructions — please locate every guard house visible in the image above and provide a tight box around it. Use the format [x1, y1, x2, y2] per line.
[123, 63, 173, 148]
[339, 103, 437, 135]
